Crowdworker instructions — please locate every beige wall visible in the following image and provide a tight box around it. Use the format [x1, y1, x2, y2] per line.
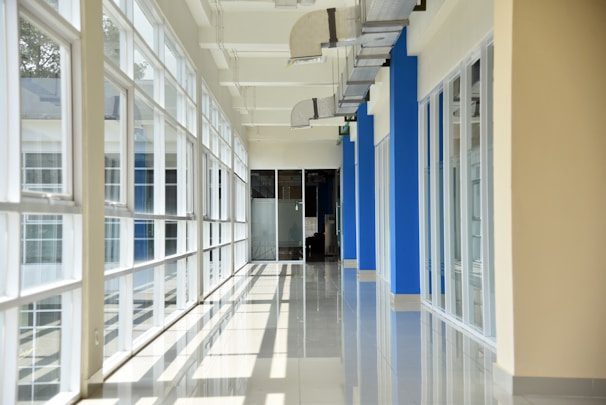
[494, 0, 606, 378]
[248, 140, 342, 169]
[408, 0, 493, 98]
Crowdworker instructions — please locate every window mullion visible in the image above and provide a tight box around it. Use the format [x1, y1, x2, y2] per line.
[418, 102, 429, 301]
[481, 44, 495, 338]
[460, 65, 471, 325]
[442, 81, 453, 316]
[429, 94, 441, 308]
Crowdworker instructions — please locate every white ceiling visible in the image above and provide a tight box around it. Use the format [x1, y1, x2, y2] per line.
[185, 0, 357, 141]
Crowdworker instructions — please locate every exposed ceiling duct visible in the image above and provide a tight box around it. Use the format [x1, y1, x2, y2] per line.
[275, 0, 316, 8]
[291, 95, 336, 128]
[289, 0, 419, 127]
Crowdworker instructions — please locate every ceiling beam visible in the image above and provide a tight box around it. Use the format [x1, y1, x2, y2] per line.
[246, 125, 340, 141]
[241, 110, 344, 126]
[232, 86, 336, 111]
[219, 57, 337, 87]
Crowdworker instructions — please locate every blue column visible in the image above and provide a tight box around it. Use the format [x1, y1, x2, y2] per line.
[341, 136, 357, 263]
[356, 103, 376, 271]
[390, 29, 420, 294]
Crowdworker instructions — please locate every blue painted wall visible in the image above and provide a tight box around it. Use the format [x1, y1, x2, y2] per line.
[356, 103, 376, 271]
[390, 30, 420, 294]
[341, 136, 357, 261]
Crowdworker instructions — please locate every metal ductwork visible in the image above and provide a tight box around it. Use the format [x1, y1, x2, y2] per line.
[275, 0, 316, 8]
[291, 95, 336, 128]
[289, 0, 419, 127]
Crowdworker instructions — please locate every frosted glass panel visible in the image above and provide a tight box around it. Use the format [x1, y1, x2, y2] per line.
[278, 170, 303, 261]
[251, 199, 276, 261]
[251, 170, 276, 261]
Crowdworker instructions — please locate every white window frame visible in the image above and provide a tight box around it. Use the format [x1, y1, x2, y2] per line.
[419, 36, 495, 342]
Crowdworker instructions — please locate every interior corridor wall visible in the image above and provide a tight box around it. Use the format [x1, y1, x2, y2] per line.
[248, 140, 342, 169]
[494, 0, 606, 389]
[408, 0, 493, 97]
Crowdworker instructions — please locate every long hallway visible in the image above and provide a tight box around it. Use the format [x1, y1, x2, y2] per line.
[81, 263, 603, 404]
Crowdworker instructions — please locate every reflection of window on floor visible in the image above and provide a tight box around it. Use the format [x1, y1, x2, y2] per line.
[18, 296, 62, 403]
[104, 278, 120, 360]
[133, 268, 154, 341]
[22, 153, 62, 193]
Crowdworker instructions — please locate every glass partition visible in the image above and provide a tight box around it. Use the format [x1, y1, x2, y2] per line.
[278, 170, 303, 261]
[251, 170, 276, 261]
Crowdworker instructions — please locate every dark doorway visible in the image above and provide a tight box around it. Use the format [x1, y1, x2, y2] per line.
[304, 169, 339, 262]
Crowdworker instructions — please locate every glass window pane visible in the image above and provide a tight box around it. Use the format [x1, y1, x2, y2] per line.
[134, 48, 154, 100]
[450, 75, 463, 319]
[104, 81, 125, 203]
[21, 215, 65, 290]
[43, 0, 75, 24]
[134, 96, 154, 213]
[186, 102, 196, 135]
[165, 124, 178, 215]
[185, 66, 195, 100]
[133, 268, 154, 341]
[202, 119, 210, 148]
[20, 17, 69, 195]
[104, 277, 120, 360]
[105, 217, 121, 270]
[186, 142, 194, 215]
[102, 12, 123, 69]
[164, 40, 178, 79]
[164, 79, 178, 120]
[134, 220, 154, 263]
[133, 1, 154, 51]
[468, 59, 483, 330]
[18, 296, 62, 403]
[165, 220, 177, 256]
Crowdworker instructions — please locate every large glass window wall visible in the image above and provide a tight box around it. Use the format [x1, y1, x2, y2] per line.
[419, 39, 495, 339]
[1, 1, 82, 403]
[102, 0, 199, 374]
[1, 0, 250, 400]
[200, 83, 248, 296]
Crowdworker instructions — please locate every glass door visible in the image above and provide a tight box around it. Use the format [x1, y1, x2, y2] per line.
[278, 170, 304, 261]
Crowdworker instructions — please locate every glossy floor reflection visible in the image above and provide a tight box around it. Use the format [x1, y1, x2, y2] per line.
[81, 263, 605, 405]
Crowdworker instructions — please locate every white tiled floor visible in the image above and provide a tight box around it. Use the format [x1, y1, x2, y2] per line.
[81, 263, 606, 404]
